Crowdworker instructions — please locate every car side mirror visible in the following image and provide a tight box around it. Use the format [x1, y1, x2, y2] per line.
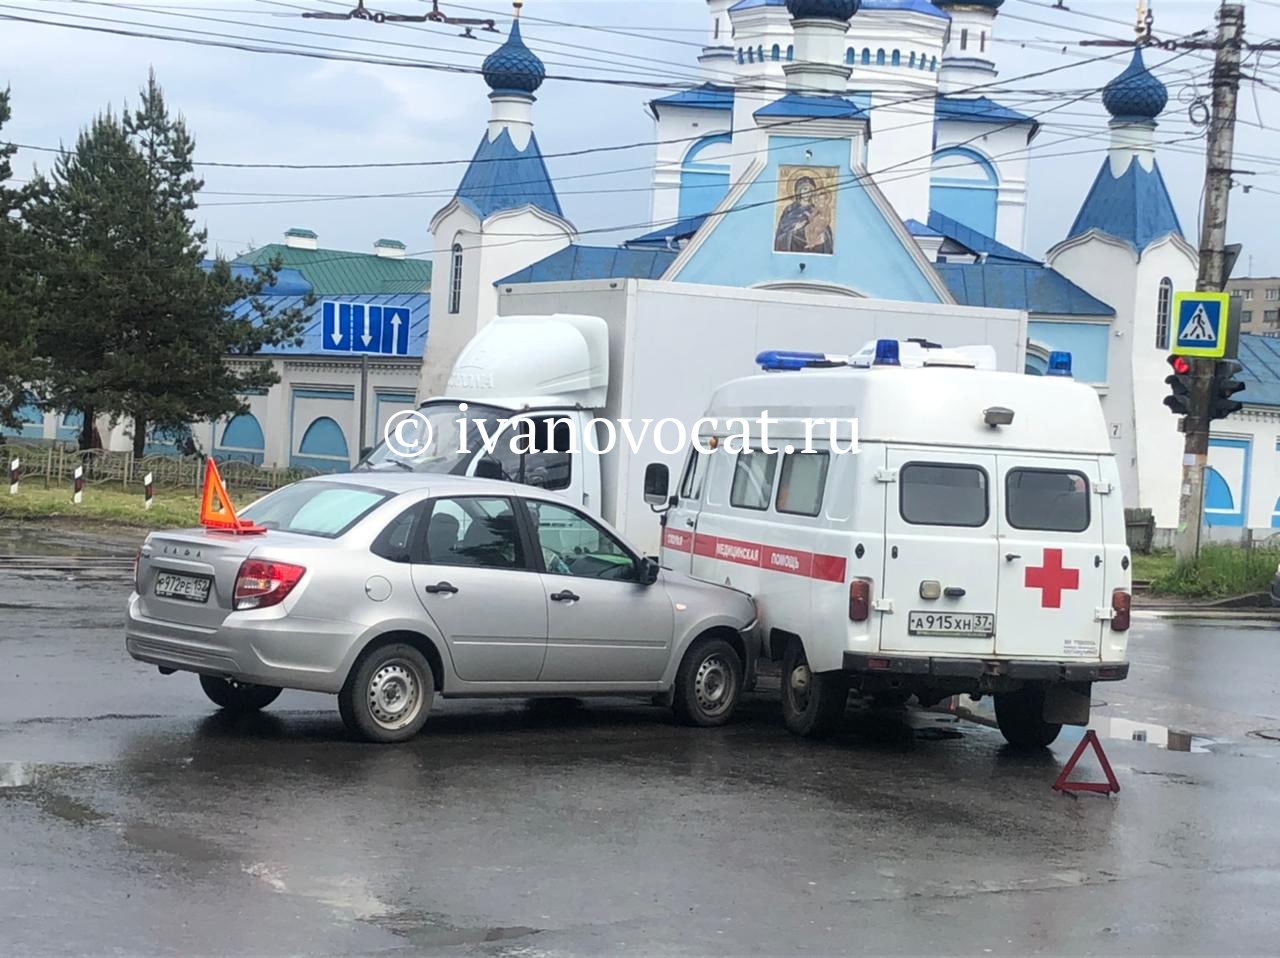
[359, 446, 373, 461]
[474, 456, 504, 480]
[636, 556, 661, 586]
[643, 463, 670, 508]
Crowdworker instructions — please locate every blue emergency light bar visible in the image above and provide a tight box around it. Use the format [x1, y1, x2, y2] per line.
[756, 340, 905, 372]
[1046, 351, 1073, 377]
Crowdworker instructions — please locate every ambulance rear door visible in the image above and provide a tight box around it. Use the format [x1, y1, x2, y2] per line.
[880, 449, 999, 656]
[994, 457, 1107, 660]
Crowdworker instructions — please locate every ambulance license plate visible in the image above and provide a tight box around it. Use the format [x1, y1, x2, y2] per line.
[907, 611, 994, 637]
[154, 572, 211, 604]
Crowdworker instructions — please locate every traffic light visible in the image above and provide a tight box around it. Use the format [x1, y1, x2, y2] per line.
[1163, 354, 1192, 416]
[1209, 359, 1245, 421]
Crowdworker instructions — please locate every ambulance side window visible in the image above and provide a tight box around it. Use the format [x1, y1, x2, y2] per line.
[776, 451, 830, 517]
[679, 449, 709, 501]
[900, 462, 988, 527]
[1006, 468, 1090, 532]
[730, 450, 779, 511]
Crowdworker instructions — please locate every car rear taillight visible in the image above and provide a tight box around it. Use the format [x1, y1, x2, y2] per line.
[1111, 589, 1131, 632]
[849, 578, 871, 622]
[234, 559, 306, 611]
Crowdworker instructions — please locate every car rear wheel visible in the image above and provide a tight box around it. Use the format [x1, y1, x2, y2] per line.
[199, 675, 281, 713]
[339, 643, 434, 744]
[672, 637, 743, 727]
[781, 641, 848, 738]
[994, 686, 1062, 748]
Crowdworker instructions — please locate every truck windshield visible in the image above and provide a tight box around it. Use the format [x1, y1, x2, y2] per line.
[355, 402, 511, 475]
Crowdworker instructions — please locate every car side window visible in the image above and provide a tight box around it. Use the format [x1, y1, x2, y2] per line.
[523, 499, 637, 581]
[730, 449, 778, 511]
[371, 503, 424, 563]
[423, 497, 527, 570]
[679, 449, 709, 501]
[487, 417, 573, 492]
[776, 451, 829, 517]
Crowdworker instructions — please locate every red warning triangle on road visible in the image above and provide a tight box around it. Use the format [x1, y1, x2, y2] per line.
[199, 458, 265, 535]
[1053, 729, 1120, 796]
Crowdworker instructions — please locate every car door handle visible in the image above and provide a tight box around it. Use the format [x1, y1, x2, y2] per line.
[424, 581, 458, 595]
[550, 590, 580, 603]
[684, 518, 695, 528]
[1005, 553, 1021, 562]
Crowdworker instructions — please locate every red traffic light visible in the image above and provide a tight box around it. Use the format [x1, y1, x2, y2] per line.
[1168, 355, 1192, 375]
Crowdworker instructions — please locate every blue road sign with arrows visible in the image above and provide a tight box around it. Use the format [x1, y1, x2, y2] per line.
[1172, 291, 1230, 359]
[321, 302, 412, 357]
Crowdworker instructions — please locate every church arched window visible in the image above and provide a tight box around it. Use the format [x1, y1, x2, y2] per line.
[876, 48, 885, 65]
[758, 45, 764, 62]
[929, 55, 937, 71]
[772, 44, 781, 61]
[737, 48, 744, 64]
[449, 243, 464, 315]
[786, 44, 794, 61]
[960, 28, 968, 51]
[845, 48, 855, 65]
[861, 49, 870, 65]
[909, 52, 916, 68]
[891, 49, 901, 66]
[747, 47, 754, 63]
[1156, 277, 1173, 349]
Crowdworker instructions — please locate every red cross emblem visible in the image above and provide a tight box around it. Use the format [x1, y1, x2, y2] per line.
[1024, 548, 1080, 609]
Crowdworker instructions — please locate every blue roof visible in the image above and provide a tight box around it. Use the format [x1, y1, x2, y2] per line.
[935, 95, 1038, 136]
[904, 218, 942, 238]
[728, 0, 946, 16]
[454, 128, 563, 221]
[755, 93, 867, 120]
[926, 210, 1038, 264]
[625, 214, 709, 249]
[650, 83, 734, 116]
[224, 292, 430, 358]
[1067, 156, 1182, 251]
[934, 263, 1114, 317]
[497, 245, 677, 286]
[1234, 334, 1280, 408]
[201, 261, 313, 297]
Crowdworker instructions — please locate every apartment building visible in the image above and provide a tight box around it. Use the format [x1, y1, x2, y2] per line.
[1227, 277, 1280, 336]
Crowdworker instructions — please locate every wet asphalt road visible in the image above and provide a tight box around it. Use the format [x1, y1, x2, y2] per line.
[3, 525, 1280, 955]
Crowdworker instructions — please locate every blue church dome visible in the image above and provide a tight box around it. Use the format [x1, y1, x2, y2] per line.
[1102, 47, 1168, 121]
[482, 19, 545, 95]
[785, 0, 860, 20]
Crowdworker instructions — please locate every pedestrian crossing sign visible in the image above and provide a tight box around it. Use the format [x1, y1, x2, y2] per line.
[1172, 291, 1230, 358]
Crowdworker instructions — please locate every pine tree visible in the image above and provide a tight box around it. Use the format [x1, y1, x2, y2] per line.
[29, 71, 307, 452]
[0, 88, 38, 430]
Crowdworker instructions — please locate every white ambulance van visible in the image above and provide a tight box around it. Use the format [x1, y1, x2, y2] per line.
[643, 341, 1132, 748]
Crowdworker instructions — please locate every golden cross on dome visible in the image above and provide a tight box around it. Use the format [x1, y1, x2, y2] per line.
[513, 0, 523, 18]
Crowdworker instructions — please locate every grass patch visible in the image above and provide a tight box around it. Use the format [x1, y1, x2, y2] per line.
[0, 484, 206, 528]
[1145, 545, 1280, 599]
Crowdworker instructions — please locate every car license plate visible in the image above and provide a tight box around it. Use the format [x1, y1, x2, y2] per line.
[908, 611, 995, 637]
[154, 572, 212, 604]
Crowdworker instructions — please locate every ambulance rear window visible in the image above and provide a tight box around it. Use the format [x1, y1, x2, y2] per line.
[730, 450, 779, 511]
[1006, 469, 1090, 533]
[899, 463, 988, 527]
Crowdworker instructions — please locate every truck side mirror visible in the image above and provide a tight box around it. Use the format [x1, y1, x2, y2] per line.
[643, 463, 670, 508]
[475, 456, 505, 481]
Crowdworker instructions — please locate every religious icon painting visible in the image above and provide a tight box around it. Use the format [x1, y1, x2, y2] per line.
[773, 164, 838, 255]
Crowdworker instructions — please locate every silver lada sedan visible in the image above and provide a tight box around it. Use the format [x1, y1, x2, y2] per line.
[126, 475, 758, 742]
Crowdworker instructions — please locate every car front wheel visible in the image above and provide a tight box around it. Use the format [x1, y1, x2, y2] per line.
[339, 643, 434, 743]
[199, 675, 281, 713]
[672, 637, 743, 727]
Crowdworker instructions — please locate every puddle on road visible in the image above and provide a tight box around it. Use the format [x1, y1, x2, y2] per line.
[0, 761, 110, 824]
[947, 698, 1215, 752]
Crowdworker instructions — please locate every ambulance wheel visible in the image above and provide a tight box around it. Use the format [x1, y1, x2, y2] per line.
[672, 637, 743, 727]
[994, 686, 1062, 748]
[199, 675, 281, 713]
[781, 642, 848, 738]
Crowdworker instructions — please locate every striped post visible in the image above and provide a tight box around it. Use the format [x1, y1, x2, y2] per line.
[73, 465, 83, 505]
[143, 472, 154, 510]
[8, 458, 18, 495]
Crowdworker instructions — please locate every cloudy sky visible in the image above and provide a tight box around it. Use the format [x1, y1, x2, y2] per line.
[2, 0, 1279, 274]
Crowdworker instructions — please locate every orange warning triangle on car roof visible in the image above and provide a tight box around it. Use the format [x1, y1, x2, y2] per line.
[199, 458, 265, 535]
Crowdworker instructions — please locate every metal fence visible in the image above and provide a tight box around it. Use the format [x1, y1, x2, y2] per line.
[0, 445, 325, 491]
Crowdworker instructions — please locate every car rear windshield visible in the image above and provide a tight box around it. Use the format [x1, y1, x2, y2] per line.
[238, 482, 392, 538]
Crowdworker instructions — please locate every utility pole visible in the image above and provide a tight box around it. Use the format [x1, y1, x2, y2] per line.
[1173, 2, 1243, 563]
